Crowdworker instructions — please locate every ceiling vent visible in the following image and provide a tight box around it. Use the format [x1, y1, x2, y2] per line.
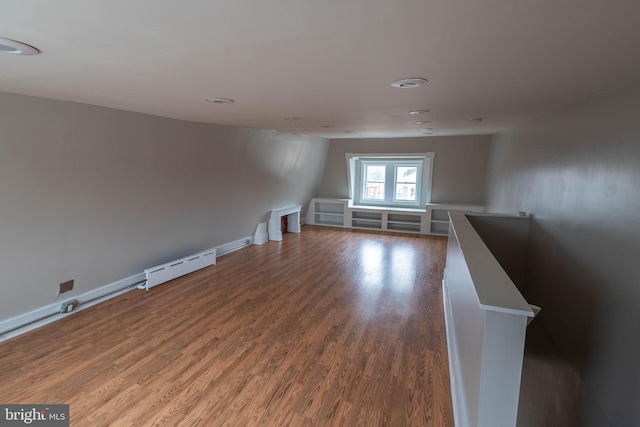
[205, 97, 234, 104]
[391, 78, 427, 88]
[0, 37, 39, 55]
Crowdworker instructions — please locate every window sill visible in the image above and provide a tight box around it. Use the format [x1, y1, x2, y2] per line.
[347, 201, 426, 213]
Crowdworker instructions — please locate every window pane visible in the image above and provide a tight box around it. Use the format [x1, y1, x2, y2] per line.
[365, 182, 385, 200]
[396, 166, 417, 183]
[395, 183, 416, 201]
[366, 165, 385, 182]
[364, 165, 385, 200]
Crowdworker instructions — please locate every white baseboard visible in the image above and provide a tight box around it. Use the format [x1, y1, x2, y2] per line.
[0, 273, 145, 342]
[0, 235, 256, 342]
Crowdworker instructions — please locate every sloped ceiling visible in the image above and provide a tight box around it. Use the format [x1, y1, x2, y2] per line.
[2, 0, 640, 138]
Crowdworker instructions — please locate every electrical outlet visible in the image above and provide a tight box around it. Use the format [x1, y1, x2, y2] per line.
[59, 280, 74, 294]
[60, 300, 77, 314]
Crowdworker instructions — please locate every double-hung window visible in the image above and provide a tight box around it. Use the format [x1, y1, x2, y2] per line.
[346, 153, 434, 208]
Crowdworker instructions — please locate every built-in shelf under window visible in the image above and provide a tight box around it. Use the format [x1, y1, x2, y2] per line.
[306, 198, 484, 236]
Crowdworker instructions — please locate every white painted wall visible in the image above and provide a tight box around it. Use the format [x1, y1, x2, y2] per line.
[317, 136, 492, 204]
[0, 92, 328, 322]
[484, 80, 640, 427]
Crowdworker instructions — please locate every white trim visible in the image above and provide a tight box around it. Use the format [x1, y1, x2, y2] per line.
[346, 152, 433, 159]
[424, 153, 435, 203]
[443, 271, 468, 427]
[0, 273, 145, 342]
[346, 154, 356, 200]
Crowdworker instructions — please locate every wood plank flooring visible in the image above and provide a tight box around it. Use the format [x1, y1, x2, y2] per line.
[0, 226, 453, 426]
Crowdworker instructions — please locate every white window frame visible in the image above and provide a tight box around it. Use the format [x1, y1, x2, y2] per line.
[345, 152, 434, 208]
[359, 160, 422, 206]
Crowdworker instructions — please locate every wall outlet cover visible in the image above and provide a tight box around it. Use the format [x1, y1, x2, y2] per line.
[60, 300, 77, 314]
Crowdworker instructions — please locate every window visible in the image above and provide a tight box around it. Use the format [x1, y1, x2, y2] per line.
[360, 160, 421, 205]
[346, 153, 434, 208]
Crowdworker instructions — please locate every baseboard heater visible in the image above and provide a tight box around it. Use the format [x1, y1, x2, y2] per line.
[143, 248, 217, 290]
[216, 237, 253, 256]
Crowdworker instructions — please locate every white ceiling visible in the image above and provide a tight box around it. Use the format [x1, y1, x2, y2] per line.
[2, 0, 640, 139]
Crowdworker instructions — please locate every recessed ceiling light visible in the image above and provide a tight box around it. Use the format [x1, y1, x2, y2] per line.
[343, 131, 354, 134]
[284, 117, 301, 121]
[471, 117, 483, 122]
[391, 78, 427, 88]
[205, 97, 234, 104]
[409, 110, 430, 115]
[415, 120, 431, 124]
[320, 125, 333, 128]
[0, 37, 39, 55]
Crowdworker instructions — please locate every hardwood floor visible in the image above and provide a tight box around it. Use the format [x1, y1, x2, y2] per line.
[0, 226, 453, 426]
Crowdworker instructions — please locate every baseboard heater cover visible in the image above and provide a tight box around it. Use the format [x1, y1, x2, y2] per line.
[216, 237, 253, 256]
[143, 248, 216, 290]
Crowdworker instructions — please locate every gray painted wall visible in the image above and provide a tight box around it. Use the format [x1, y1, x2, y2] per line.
[485, 81, 640, 427]
[467, 215, 530, 293]
[0, 92, 328, 321]
[316, 136, 492, 204]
